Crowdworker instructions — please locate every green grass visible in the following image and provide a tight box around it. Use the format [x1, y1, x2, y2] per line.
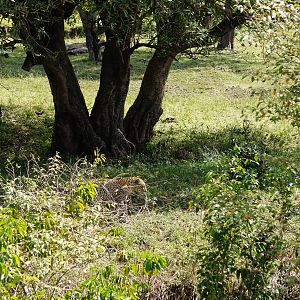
[1, 42, 297, 165]
[0, 38, 299, 299]
[1, 40, 298, 205]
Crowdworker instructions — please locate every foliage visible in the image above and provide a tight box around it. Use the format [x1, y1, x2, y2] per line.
[69, 265, 145, 300]
[69, 255, 166, 299]
[193, 143, 299, 299]
[65, 180, 98, 216]
[0, 0, 55, 50]
[253, 2, 300, 127]
[0, 209, 29, 298]
[143, 253, 167, 277]
[0, 155, 173, 299]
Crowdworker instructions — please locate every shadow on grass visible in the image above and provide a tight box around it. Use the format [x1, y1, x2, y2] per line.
[120, 49, 261, 81]
[147, 123, 294, 161]
[1, 108, 298, 208]
[172, 50, 262, 74]
[0, 105, 53, 173]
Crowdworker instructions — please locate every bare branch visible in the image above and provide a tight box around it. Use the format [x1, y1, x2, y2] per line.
[129, 42, 157, 55]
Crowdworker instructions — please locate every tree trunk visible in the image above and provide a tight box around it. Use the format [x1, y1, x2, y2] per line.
[43, 55, 105, 155]
[77, 7, 100, 61]
[218, 28, 235, 49]
[90, 34, 132, 156]
[21, 3, 106, 155]
[124, 49, 175, 151]
[217, 1, 234, 50]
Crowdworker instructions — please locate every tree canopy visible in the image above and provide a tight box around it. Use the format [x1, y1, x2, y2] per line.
[253, 1, 300, 127]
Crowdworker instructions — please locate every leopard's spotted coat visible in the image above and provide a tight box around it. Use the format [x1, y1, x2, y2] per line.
[94, 177, 147, 212]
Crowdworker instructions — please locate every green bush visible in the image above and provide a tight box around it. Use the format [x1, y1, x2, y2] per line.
[193, 143, 299, 299]
[0, 209, 28, 297]
[68, 254, 167, 300]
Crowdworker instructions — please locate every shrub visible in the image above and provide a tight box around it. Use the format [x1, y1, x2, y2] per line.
[193, 143, 299, 299]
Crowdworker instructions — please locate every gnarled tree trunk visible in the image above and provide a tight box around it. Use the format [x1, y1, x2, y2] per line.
[90, 33, 132, 156]
[124, 49, 176, 151]
[22, 2, 105, 155]
[44, 55, 105, 155]
[77, 7, 100, 61]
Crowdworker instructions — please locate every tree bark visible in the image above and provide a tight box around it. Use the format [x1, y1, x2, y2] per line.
[124, 49, 175, 151]
[43, 54, 105, 155]
[217, 1, 235, 49]
[21, 2, 105, 155]
[218, 29, 235, 49]
[77, 7, 100, 61]
[90, 33, 132, 156]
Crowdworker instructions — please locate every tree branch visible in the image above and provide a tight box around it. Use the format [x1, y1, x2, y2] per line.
[186, 13, 251, 50]
[22, 51, 44, 71]
[129, 42, 157, 55]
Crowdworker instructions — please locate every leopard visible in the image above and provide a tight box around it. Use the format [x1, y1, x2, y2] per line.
[94, 176, 147, 213]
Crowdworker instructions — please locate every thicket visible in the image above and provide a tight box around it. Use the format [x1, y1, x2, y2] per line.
[0, 139, 299, 299]
[194, 143, 300, 299]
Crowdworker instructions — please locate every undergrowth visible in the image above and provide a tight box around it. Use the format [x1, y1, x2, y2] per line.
[0, 154, 205, 299]
[0, 155, 169, 299]
[0, 136, 299, 299]
[193, 142, 300, 299]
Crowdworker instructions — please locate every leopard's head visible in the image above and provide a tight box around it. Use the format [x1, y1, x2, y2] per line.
[129, 177, 147, 193]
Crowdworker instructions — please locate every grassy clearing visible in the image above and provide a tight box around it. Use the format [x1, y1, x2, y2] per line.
[1, 42, 297, 174]
[0, 40, 299, 299]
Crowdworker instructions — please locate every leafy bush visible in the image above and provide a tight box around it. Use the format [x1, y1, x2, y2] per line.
[253, 2, 300, 128]
[69, 254, 167, 300]
[0, 209, 29, 298]
[65, 180, 97, 216]
[193, 143, 299, 299]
